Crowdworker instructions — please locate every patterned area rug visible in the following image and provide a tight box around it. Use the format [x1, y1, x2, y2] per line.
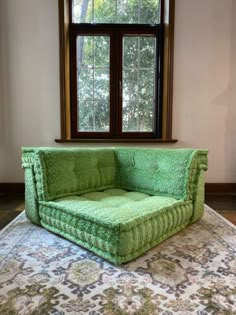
[0, 205, 235, 315]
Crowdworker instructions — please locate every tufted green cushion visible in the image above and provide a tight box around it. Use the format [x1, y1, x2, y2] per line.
[39, 189, 193, 264]
[114, 148, 208, 200]
[23, 148, 116, 201]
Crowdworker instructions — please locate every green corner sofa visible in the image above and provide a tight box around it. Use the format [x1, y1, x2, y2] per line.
[22, 147, 208, 265]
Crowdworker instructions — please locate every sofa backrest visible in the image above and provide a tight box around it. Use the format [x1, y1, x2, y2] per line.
[114, 148, 208, 200]
[22, 148, 116, 201]
[22, 147, 208, 202]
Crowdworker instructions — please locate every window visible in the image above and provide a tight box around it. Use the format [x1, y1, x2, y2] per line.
[57, 0, 175, 142]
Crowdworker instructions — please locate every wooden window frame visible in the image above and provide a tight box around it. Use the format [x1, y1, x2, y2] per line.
[56, 0, 176, 143]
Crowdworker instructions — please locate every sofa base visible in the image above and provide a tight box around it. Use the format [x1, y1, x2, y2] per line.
[41, 219, 191, 265]
[38, 189, 194, 265]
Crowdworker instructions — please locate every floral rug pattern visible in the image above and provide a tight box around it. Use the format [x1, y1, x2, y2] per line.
[0, 205, 235, 314]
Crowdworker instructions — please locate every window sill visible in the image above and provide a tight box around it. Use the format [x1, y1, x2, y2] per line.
[55, 138, 178, 144]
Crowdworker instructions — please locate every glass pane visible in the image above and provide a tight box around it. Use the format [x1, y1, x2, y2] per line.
[140, 37, 156, 68]
[77, 35, 110, 132]
[123, 37, 138, 68]
[78, 101, 109, 131]
[139, 70, 155, 99]
[72, 0, 160, 24]
[117, 0, 139, 23]
[123, 101, 138, 132]
[78, 101, 93, 131]
[78, 69, 93, 99]
[137, 100, 153, 131]
[122, 36, 156, 132]
[94, 0, 116, 23]
[140, 0, 160, 24]
[94, 69, 109, 99]
[94, 36, 110, 67]
[122, 100, 153, 132]
[77, 36, 93, 69]
[94, 101, 110, 131]
[123, 70, 139, 100]
[72, 0, 93, 23]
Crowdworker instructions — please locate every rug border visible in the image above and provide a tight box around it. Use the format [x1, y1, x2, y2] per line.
[204, 204, 236, 229]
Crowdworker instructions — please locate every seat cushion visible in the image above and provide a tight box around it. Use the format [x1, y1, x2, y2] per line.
[39, 189, 193, 264]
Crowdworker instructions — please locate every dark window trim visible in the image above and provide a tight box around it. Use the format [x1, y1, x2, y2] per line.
[57, 0, 176, 143]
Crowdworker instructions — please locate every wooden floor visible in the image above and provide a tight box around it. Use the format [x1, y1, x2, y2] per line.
[0, 193, 25, 230]
[0, 193, 235, 230]
[205, 193, 236, 225]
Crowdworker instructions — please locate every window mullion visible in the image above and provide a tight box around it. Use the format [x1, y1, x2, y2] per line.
[116, 31, 123, 136]
[92, 37, 95, 131]
[110, 31, 116, 136]
[155, 26, 163, 138]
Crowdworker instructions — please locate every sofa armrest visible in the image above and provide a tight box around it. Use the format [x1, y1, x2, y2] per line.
[189, 170, 205, 223]
[22, 148, 41, 225]
[186, 150, 208, 223]
[24, 166, 41, 225]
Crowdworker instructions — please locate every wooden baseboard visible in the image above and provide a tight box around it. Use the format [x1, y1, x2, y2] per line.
[0, 183, 25, 194]
[205, 183, 236, 194]
[1, 183, 236, 194]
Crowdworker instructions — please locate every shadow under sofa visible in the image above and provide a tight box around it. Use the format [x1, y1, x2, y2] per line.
[22, 147, 208, 265]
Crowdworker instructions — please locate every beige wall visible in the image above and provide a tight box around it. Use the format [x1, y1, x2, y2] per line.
[0, 0, 235, 182]
[173, 0, 236, 182]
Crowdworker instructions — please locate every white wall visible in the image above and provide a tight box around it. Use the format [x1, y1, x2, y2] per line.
[173, 0, 236, 182]
[0, 0, 235, 182]
[0, 0, 60, 182]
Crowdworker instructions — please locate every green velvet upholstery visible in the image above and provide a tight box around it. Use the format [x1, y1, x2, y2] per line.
[115, 148, 207, 200]
[22, 147, 208, 264]
[23, 148, 116, 202]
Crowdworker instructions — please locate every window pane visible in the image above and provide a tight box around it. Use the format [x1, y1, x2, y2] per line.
[78, 101, 93, 131]
[94, 36, 110, 67]
[78, 36, 93, 68]
[139, 70, 155, 99]
[94, 69, 109, 99]
[78, 69, 93, 99]
[123, 37, 138, 68]
[72, 0, 160, 24]
[77, 35, 110, 132]
[140, 0, 160, 24]
[72, 0, 93, 23]
[123, 101, 138, 132]
[123, 70, 139, 100]
[94, 101, 110, 131]
[94, 0, 116, 23]
[122, 35, 156, 132]
[78, 101, 109, 131]
[122, 100, 153, 132]
[140, 37, 156, 68]
[117, 0, 139, 23]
